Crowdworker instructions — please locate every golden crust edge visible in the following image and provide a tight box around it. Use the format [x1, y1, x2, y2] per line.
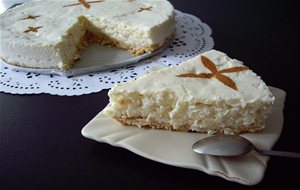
[112, 116, 265, 135]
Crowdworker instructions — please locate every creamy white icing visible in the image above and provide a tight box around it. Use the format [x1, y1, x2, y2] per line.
[109, 50, 274, 104]
[0, 0, 174, 69]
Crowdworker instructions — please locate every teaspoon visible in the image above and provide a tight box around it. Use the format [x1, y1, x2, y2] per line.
[192, 135, 300, 158]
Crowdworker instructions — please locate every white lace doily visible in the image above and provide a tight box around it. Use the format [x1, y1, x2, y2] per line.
[0, 10, 214, 96]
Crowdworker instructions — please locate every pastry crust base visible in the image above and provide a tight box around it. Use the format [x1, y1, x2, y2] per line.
[113, 115, 265, 135]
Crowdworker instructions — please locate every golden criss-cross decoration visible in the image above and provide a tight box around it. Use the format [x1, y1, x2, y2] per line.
[63, 0, 104, 9]
[137, 6, 152, 12]
[21, 15, 41, 20]
[23, 26, 43, 33]
[176, 55, 249, 91]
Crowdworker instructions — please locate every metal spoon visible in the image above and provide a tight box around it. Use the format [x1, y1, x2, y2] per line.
[192, 135, 300, 158]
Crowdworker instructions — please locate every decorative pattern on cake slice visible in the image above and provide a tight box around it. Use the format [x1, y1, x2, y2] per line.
[176, 55, 248, 91]
[23, 26, 43, 33]
[21, 15, 41, 20]
[137, 6, 153, 12]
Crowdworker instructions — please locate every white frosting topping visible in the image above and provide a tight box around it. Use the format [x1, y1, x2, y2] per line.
[109, 50, 275, 105]
[1, 0, 174, 43]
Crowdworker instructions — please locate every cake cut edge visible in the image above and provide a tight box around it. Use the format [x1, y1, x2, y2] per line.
[104, 91, 271, 135]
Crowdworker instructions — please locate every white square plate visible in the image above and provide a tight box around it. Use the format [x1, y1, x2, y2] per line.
[81, 87, 286, 185]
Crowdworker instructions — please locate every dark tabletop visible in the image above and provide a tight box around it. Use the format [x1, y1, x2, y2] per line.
[1, 0, 300, 189]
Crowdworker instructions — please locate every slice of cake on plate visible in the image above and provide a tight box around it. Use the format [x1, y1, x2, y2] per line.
[104, 50, 275, 135]
[0, 0, 174, 70]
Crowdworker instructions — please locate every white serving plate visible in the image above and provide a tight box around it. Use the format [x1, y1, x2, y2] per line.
[81, 87, 286, 185]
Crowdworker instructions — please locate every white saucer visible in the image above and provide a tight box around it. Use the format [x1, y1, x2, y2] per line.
[81, 87, 286, 185]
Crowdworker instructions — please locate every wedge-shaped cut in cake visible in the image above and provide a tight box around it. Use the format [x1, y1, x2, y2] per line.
[104, 50, 275, 135]
[0, 0, 174, 70]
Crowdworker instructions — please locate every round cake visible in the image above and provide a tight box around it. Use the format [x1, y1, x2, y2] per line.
[0, 0, 175, 70]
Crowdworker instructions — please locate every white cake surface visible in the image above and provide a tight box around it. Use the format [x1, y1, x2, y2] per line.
[0, 0, 174, 70]
[104, 50, 275, 134]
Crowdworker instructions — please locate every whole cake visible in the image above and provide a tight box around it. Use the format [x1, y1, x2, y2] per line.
[104, 50, 275, 135]
[0, 0, 174, 70]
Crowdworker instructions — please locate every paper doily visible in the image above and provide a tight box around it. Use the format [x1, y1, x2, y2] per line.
[0, 10, 214, 96]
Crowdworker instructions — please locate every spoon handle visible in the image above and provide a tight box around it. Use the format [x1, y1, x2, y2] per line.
[257, 149, 300, 158]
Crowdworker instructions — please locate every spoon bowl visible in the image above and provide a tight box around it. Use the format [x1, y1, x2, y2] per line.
[192, 135, 300, 158]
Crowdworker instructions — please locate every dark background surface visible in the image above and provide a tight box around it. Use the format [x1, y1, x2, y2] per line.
[1, 0, 300, 189]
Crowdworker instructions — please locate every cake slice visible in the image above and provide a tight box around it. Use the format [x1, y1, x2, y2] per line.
[104, 50, 275, 135]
